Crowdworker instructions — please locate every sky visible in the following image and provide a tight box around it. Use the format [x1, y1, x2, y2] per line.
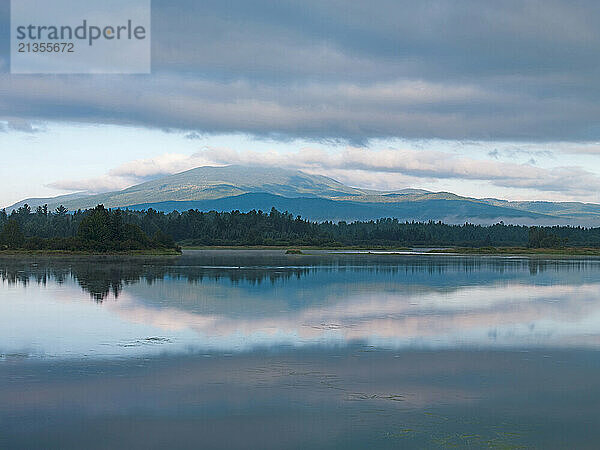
[1, 0, 600, 208]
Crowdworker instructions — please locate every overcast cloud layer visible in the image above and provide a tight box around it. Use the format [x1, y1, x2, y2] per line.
[2, 0, 600, 143]
[45, 147, 600, 202]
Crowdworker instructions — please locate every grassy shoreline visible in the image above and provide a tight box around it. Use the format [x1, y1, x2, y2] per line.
[0, 248, 182, 257]
[181, 245, 412, 251]
[426, 247, 600, 256]
[181, 245, 600, 256]
[1, 246, 598, 257]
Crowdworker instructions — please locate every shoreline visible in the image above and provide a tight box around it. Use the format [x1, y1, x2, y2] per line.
[1, 246, 599, 257]
[425, 247, 600, 256]
[181, 245, 413, 251]
[0, 249, 182, 257]
[182, 245, 600, 256]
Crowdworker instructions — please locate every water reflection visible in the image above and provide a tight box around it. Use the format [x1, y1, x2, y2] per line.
[1, 250, 598, 301]
[3, 348, 600, 449]
[3, 251, 600, 448]
[1, 251, 600, 358]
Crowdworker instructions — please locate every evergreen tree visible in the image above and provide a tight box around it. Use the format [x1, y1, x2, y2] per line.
[77, 205, 112, 243]
[55, 205, 68, 216]
[2, 202, 599, 251]
[0, 220, 25, 249]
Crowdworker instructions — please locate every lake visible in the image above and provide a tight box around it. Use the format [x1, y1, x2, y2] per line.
[1, 250, 600, 448]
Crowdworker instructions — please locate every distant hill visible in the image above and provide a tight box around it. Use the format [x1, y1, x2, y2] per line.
[123, 193, 555, 225]
[6, 165, 600, 226]
[480, 199, 600, 223]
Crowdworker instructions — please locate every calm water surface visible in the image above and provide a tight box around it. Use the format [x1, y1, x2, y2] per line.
[1, 250, 600, 448]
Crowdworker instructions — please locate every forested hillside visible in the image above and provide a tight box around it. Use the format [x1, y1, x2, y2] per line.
[2, 204, 600, 250]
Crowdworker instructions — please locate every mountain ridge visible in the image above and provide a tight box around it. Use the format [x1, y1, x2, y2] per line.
[6, 165, 600, 226]
[120, 192, 565, 226]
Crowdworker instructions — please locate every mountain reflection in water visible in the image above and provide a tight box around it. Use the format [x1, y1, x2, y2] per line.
[1, 250, 600, 357]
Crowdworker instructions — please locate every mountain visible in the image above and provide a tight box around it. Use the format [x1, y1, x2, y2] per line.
[480, 199, 600, 221]
[121, 193, 552, 224]
[6, 192, 90, 212]
[6, 165, 600, 226]
[9, 166, 368, 212]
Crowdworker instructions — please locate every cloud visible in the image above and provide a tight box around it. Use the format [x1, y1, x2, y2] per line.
[47, 175, 137, 193]
[557, 143, 600, 155]
[186, 147, 600, 196]
[48, 146, 600, 200]
[46, 152, 218, 193]
[0, 120, 45, 133]
[110, 282, 600, 351]
[184, 132, 204, 140]
[108, 153, 215, 179]
[4, 0, 600, 204]
[1, 0, 600, 143]
[488, 149, 500, 159]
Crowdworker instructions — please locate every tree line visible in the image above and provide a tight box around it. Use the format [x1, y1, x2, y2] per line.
[1, 203, 600, 250]
[0, 204, 178, 252]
